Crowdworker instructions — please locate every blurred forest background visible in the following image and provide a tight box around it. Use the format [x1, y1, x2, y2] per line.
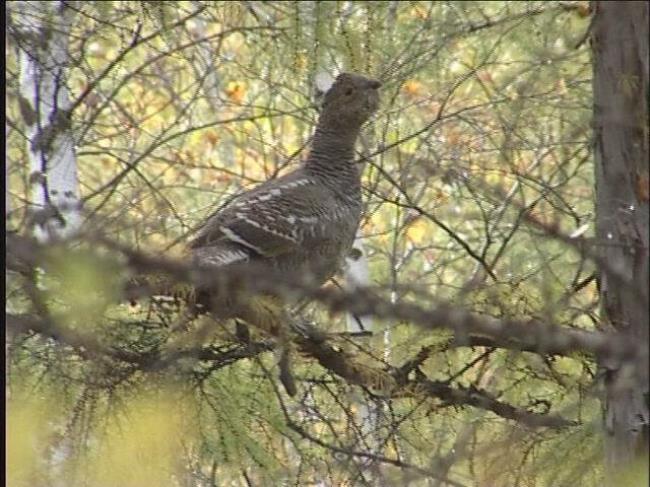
[5, 1, 648, 486]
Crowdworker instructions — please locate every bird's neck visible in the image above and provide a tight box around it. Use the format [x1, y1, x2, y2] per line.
[305, 123, 361, 187]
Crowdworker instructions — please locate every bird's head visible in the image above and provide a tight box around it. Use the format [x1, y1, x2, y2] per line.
[320, 73, 381, 130]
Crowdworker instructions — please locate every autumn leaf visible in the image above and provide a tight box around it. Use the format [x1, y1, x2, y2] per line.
[212, 172, 233, 184]
[294, 53, 308, 71]
[403, 79, 424, 97]
[406, 218, 428, 244]
[183, 148, 197, 164]
[435, 188, 449, 204]
[225, 81, 246, 103]
[203, 129, 220, 147]
[411, 5, 429, 20]
[445, 128, 462, 146]
[576, 2, 591, 17]
[428, 100, 442, 114]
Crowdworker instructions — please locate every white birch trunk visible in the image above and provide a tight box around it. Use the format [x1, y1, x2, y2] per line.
[345, 236, 380, 478]
[16, 0, 80, 241]
[14, 3, 79, 481]
[345, 235, 374, 332]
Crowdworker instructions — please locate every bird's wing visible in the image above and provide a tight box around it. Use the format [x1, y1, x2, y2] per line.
[189, 173, 319, 266]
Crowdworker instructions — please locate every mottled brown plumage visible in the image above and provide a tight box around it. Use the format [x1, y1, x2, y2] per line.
[189, 73, 381, 395]
[190, 73, 380, 289]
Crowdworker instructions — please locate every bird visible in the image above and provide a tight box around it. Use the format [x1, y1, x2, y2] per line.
[186, 73, 381, 394]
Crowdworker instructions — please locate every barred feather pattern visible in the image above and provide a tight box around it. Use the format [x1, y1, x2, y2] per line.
[187, 73, 380, 396]
[189, 73, 380, 293]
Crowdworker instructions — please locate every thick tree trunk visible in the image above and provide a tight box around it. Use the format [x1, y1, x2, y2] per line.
[592, 1, 649, 482]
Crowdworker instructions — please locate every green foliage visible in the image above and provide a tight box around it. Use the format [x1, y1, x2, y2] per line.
[42, 247, 124, 327]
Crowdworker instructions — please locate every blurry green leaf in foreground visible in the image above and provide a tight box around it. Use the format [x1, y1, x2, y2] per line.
[42, 247, 124, 326]
[7, 388, 60, 486]
[81, 387, 196, 486]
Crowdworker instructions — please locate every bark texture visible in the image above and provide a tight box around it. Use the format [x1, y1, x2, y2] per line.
[16, 1, 80, 241]
[592, 1, 649, 480]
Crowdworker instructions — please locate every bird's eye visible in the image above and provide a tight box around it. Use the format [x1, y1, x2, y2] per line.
[345, 88, 354, 96]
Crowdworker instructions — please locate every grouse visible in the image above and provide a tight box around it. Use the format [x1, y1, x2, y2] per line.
[188, 72, 381, 393]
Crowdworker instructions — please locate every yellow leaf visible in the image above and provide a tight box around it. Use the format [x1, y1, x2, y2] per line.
[435, 189, 449, 204]
[294, 52, 308, 71]
[225, 81, 246, 104]
[402, 79, 424, 97]
[411, 5, 429, 20]
[406, 218, 428, 244]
